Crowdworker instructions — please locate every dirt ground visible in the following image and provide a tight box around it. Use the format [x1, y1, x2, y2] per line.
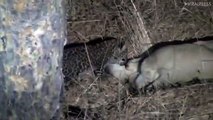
[63, 0, 213, 120]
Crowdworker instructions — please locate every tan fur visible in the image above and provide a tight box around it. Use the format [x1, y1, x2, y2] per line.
[136, 44, 213, 89]
[105, 43, 213, 90]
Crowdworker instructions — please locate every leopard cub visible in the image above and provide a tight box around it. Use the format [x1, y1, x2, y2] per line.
[62, 37, 127, 89]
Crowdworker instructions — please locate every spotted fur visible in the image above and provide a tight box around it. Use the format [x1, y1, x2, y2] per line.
[62, 37, 127, 89]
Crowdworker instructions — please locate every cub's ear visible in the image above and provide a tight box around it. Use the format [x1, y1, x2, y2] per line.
[117, 41, 128, 53]
[118, 41, 126, 49]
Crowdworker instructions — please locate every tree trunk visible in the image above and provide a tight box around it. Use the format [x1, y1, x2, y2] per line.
[0, 0, 65, 119]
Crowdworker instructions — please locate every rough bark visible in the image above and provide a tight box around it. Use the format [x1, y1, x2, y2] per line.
[0, 0, 65, 119]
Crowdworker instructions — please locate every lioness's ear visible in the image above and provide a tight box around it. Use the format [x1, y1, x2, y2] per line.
[144, 70, 160, 81]
[152, 70, 160, 80]
[128, 72, 139, 83]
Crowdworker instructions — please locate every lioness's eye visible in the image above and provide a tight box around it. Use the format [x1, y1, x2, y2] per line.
[119, 58, 128, 66]
[113, 56, 118, 59]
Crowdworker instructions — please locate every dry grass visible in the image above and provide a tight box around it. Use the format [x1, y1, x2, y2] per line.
[63, 0, 213, 119]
